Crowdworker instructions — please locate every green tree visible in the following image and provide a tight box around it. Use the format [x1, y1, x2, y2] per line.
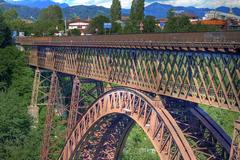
[130, 0, 144, 22]
[110, 0, 122, 33]
[164, 10, 191, 32]
[35, 5, 64, 36]
[3, 9, 18, 20]
[2, 9, 33, 35]
[0, 46, 33, 159]
[143, 16, 156, 33]
[88, 15, 110, 34]
[125, 0, 145, 33]
[69, 29, 81, 36]
[0, 10, 11, 48]
[191, 23, 218, 32]
[110, 0, 121, 21]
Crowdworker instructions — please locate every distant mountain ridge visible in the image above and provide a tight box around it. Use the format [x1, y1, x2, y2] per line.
[63, 5, 110, 20]
[0, 1, 40, 19]
[144, 3, 240, 18]
[1, 1, 240, 20]
[6, 0, 68, 9]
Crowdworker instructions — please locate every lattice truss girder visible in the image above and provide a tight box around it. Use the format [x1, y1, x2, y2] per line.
[28, 47, 240, 112]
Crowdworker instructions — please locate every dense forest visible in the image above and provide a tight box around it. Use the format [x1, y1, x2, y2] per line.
[0, 10, 42, 160]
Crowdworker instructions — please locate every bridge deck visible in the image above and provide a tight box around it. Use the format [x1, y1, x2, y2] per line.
[17, 32, 240, 52]
[18, 32, 240, 112]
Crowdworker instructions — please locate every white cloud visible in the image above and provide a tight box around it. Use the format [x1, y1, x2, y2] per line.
[156, 0, 240, 8]
[53, 0, 132, 8]
[10, 0, 240, 8]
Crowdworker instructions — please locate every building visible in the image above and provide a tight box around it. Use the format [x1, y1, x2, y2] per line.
[68, 18, 90, 35]
[204, 10, 240, 21]
[192, 19, 227, 29]
[202, 10, 240, 30]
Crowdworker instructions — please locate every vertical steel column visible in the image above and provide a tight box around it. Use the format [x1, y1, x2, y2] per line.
[67, 76, 80, 137]
[28, 68, 40, 124]
[40, 72, 58, 160]
[230, 120, 240, 160]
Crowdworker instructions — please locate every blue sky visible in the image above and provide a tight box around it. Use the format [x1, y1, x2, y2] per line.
[52, 0, 240, 8]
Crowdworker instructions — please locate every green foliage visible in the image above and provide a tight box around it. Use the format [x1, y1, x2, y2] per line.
[3, 9, 18, 20]
[125, 0, 145, 33]
[110, 0, 122, 34]
[110, 0, 121, 21]
[0, 46, 33, 160]
[121, 124, 159, 160]
[69, 28, 81, 36]
[35, 5, 64, 36]
[88, 15, 110, 34]
[0, 10, 11, 48]
[8, 129, 41, 160]
[2, 9, 33, 35]
[130, 0, 144, 22]
[191, 23, 219, 32]
[0, 47, 28, 91]
[200, 105, 240, 137]
[164, 10, 192, 32]
[164, 9, 219, 33]
[112, 21, 122, 33]
[143, 16, 156, 33]
[124, 20, 139, 33]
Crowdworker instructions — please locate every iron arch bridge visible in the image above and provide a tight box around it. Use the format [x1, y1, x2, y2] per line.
[59, 88, 232, 160]
[16, 32, 240, 160]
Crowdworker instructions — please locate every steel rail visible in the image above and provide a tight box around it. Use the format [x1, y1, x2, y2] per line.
[16, 32, 240, 52]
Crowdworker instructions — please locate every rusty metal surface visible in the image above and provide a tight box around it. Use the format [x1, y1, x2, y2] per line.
[162, 97, 231, 159]
[59, 88, 197, 160]
[67, 76, 80, 137]
[230, 120, 240, 160]
[17, 32, 240, 52]
[40, 72, 59, 160]
[27, 46, 240, 112]
[72, 115, 134, 160]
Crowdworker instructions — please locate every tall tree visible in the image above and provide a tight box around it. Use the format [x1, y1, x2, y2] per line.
[125, 0, 145, 33]
[36, 5, 64, 36]
[130, 0, 144, 22]
[110, 0, 121, 21]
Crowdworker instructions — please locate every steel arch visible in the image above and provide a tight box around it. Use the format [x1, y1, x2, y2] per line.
[59, 88, 197, 160]
[72, 114, 135, 160]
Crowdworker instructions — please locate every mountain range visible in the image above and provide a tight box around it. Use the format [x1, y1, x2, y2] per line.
[0, 0, 240, 20]
[6, 0, 69, 9]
